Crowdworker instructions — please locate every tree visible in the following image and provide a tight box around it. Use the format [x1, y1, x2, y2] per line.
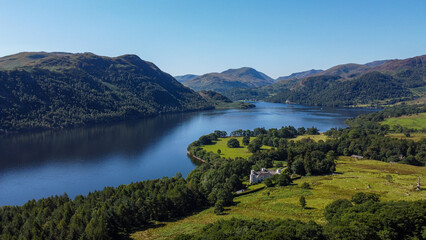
[297, 127, 306, 135]
[291, 159, 306, 176]
[264, 178, 273, 187]
[227, 138, 240, 148]
[351, 192, 380, 204]
[324, 199, 353, 221]
[214, 130, 227, 138]
[214, 200, 224, 215]
[85, 215, 111, 240]
[217, 149, 221, 154]
[199, 135, 212, 145]
[301, 182, 310, 189]
[248, 139, 262, 153]
[278, 173, 292, 186]
[242, 135, 250, 145]
[299, 196, 306, 209]
[306, 127, 319, 135]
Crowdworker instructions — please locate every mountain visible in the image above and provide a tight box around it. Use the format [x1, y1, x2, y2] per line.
[174, 74, 199, 83]
[198, 90, 255, 109]
[365, 60, 389, 67]
[275, 69, 323, 82]
[0, 52, 212, 134]
[225, 55, 425, 107]
[308, 59, 388, 80]
[183, 67, 274, 93]
[198, 90, 232, 103]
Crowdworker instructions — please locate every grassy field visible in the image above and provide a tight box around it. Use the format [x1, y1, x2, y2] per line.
[387, 132, 426, 141]
[201, 137, 265, 159]
[291, 133, 329, 142]
[381, 112, 426, 130]
[201, 134, 328, 159]
[131, 157, 426, 240]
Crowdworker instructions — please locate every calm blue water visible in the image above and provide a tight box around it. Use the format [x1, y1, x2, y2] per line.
[0, 102, 375, 206]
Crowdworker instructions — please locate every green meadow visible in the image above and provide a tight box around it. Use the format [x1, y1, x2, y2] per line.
[201, 137, 261, 159]
[201, 134, 328, 159]
[381, 112, 426, 130]
[131, 157, 426, 240]
[387, 132, 426, 141]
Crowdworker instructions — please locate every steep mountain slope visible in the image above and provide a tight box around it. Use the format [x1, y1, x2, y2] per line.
[0, 52, 212, 134]
[275, 69, 323, 82]
[183, 67, 274, 93]
[174, 74, 199, 83]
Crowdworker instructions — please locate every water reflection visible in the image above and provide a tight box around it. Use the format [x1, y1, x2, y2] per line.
[0, 112, 199, 171]
[0, 102, 375, 206]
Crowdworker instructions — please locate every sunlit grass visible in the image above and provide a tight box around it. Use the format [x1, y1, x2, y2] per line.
[131, 157, 426, 240]
[381, 113, 426, 130]
[201, 137, 270, 159]
[291, 133, 329, 142]
[201, 134, 328, 159]
[387, 132, 426, 142]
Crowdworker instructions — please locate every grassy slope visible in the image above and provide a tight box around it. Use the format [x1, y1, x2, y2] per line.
[291, 134, 328, 142]
[201, 134, 327, 159]
[387, 132, 426, 142]
[131, 157, 425, 240]
[381, 113, 426, 130]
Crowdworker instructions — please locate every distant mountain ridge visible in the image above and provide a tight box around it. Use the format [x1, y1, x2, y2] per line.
[0, 52, 212, 134]
[276, 69, 323, 82]
[224, 55, 425, 107]
[174, 74, 199, 83]
[183, 67, 274, 93]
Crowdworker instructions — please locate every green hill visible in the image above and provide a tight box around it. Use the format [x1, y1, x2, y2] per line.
[174, 74, 199, 83]
[224, 55, 426, 107]
[198, 90, 255, 109]
[131, 157, 426, 240]
[0, 52, 212, 134]
[183, 67, 274, 93]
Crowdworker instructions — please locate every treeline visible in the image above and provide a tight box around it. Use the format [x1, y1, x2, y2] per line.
[0, 176, 207, 239]
[324, 127, 425, 166]
[176, 194, 426, 240]
[0, 157, 256, 239]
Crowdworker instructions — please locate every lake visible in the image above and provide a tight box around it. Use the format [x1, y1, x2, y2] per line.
[0, 102, 375, 206]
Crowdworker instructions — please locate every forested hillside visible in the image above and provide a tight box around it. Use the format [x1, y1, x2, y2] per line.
[268, 72, 412, 106]
[224, 55, 425, 107]
[183, 67, 274, 93]
[0, 52, 212, 134]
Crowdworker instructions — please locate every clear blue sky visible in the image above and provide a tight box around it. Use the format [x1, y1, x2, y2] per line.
[0, 0, 425, 78]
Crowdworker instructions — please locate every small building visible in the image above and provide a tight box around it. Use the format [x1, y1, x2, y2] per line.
[351, 155, 364, 160]
[249, 168, 282, 184]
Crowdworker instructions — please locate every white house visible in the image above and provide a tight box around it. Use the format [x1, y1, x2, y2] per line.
[249, 168, 282, 184]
